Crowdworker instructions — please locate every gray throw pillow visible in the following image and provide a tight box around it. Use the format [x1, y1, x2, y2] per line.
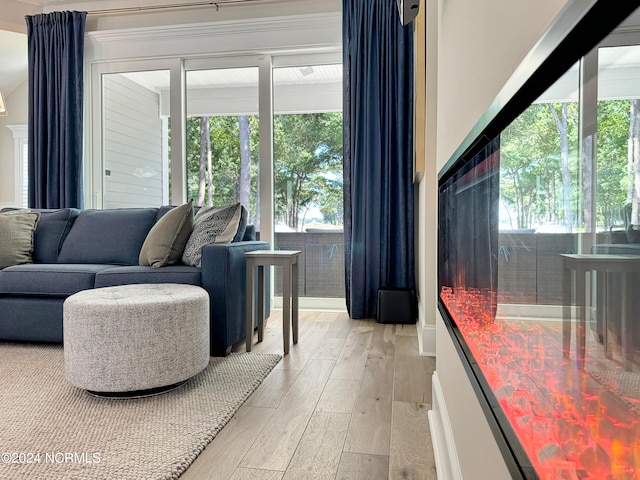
[139, 200, 194, 268]
[182, 203, 243, 267]
[0, 211, 41, 269]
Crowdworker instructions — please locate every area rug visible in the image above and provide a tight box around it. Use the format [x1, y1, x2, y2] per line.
[0, 343, 281, 480]
[586, 367, 640, 416]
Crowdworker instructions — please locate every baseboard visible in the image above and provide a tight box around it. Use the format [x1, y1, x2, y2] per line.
[418, 323, 436, 356]
[495, 303, 561, 321]
[495, 303, 589, 323]
[429, 371, 462, 480]
[272, 296, 347, 311]
[428, 409, 451, 479]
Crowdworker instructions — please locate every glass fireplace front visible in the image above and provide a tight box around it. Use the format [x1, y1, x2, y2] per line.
[438, 8, 640, 479]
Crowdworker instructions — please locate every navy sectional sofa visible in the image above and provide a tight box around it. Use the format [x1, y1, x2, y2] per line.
[0, 206, 270, 356]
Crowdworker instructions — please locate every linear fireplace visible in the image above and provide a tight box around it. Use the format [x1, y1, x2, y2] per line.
[437, 3, 640, 479]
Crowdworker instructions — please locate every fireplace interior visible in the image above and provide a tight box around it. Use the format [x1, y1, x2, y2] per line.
[437, 3, 640, 479]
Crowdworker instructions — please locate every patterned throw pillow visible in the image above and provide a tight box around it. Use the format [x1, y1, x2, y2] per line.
[182, 203, 243, 267]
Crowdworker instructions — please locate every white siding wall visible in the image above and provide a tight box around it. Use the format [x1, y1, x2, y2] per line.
[103, 74, 164, 208]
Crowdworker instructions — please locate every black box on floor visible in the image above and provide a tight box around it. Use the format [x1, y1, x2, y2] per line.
[376, 288, 417, 324]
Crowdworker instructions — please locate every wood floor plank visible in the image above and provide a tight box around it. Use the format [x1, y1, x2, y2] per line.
[316, 378, 360, 414]
[180, 405, 275, 480]
[369, 321, 397, 356]
[343, 354, 394, 456]
[393, 336, 436, 403]
[246, 310, 317, 356]
[335, 452, 390, 480]
[245, 368, 301, 409]
[281, 412, 351, 480]
[274, 320, 330, 371]
[389, 401, 436, 480]
[324, 312, 354, 339]
[330, 327, 374, 380]
[229, 468, 284, 480]
[239, 359, 335, 471]
[182, 311, 437, 480]
[312, 336, 347, 361]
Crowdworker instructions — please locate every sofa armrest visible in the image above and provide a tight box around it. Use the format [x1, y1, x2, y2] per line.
[200, 241, 270, 355]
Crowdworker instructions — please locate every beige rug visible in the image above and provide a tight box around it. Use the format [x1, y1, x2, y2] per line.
[0, 343, 281, 480]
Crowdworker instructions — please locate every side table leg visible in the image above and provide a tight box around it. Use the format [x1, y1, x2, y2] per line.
[246, 259, 255, 352]
[257, 265, 265, 343]
[603, 272, 612, 359]
[562, 264, 572, 359]
[292, 259, 299, 344]
[622, 271, 632, 371]
[282, 261, 291, 354]
[576, 268, 586, 370]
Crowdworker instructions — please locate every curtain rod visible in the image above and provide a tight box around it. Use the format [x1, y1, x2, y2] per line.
[86, 0, 263, 15]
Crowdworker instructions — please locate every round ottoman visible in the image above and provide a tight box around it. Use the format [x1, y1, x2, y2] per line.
[63, 283, 210, 396]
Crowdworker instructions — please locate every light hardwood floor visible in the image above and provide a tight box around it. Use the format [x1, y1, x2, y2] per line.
[180, 310, 437, 480]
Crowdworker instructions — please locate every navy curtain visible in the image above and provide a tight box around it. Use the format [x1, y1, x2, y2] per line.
[26, 11, 86, 209]
[343, 0, 415, 319]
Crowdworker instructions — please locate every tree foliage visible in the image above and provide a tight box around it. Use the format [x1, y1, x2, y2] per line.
[183, 112, 343, 230]
[500, 98, 640, 232]
[596, 100, 629, 228]
[500, 102, 579, 230]
[273, 113, 343, 229]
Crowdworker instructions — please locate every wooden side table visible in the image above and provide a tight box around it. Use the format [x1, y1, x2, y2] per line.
[245, 250, 302, 354]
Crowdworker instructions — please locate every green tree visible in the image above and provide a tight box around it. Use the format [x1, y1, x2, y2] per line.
[183, 113, 342, 230]
[273, 113, 343, 229]
[596, 100, 629, 229]
[186, 115, 259, 217]
[501, 102, 579, 230]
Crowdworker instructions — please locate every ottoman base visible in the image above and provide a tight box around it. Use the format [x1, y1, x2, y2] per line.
[87, 378, 190, 399]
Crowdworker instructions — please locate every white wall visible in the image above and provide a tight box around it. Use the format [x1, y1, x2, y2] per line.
[427, 0, 570, 477]
[0, 80, 28, 207]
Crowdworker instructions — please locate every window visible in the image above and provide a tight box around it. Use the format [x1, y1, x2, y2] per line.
[272, 64, 344, 299]
[87, 12, 342, 303]
[8, 124, 28, 208]
[91, 57, 343, 303]
[185, 66, 259, 223]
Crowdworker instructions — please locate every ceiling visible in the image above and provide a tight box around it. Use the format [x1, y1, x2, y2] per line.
[3, 3, 640, 100]
[0, 0, 281, 95]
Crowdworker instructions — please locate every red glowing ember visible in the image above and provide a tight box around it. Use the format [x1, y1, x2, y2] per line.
[441, 286, 640, 479]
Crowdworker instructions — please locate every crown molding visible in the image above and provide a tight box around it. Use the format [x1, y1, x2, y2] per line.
[86, 12, 341, 62]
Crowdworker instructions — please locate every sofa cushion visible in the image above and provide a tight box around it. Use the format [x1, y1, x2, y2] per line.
[0, 208, 81, 263]
[57, 208, 158, 266]
[94, 265, 202, 288]
[0, 211, 41, 269]
[243, 224, 256, 241]
[34, 208, 81, 263]
[0, 264, 113, 296]
[232, 205, 248, 243]
[182, 203, 243, 267]
[139, 200, 194, 268]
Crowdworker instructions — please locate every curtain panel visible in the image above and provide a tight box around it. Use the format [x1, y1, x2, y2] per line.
[26, 11, 86, 209]
[343, 0, 415, 319]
